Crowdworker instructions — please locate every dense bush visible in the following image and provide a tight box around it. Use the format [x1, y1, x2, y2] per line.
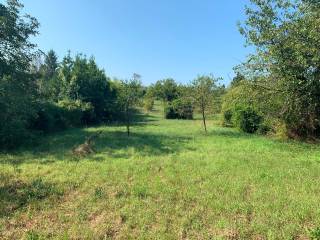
[164, 99, 193, 120]
[222, 109, 233, 127]
[29, 100, 95, 134]
[232, 106, 262, 134]
[56, 54, 118, 123]
[239, 0, 320, 139]
[57, 99, 95, 126]
[29, 103, 66, 133]
[221, 81, 273, 135]
[0, 1, 39, 149]
[164, 104, 179, 119]
[0, 118, 33, 150]
[0, 75, 38, 149]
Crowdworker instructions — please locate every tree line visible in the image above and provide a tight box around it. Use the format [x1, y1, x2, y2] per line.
[1, 0, 319, 150]
[0, 0, 224, 149]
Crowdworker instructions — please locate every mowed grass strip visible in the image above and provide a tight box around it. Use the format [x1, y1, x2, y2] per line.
[1, 106, 320, 239]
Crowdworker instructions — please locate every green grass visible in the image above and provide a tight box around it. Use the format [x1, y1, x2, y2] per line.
[1, 103, 320, 239]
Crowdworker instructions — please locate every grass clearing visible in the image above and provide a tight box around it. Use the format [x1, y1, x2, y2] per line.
[1, 104, 320, 239]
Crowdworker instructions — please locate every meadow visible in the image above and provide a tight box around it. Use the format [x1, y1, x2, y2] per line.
[1, 105, 320, 240]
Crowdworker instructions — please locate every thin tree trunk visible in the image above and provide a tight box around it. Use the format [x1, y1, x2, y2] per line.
[126, 106, 130, 137]
[202, 107, 207, 133]
[126, 123, 130, 136]
[200, 97, 207, 133]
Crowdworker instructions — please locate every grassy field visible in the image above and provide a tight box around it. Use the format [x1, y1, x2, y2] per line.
[1, 104, 320, 240]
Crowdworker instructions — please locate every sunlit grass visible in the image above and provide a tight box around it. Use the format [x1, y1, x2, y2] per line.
[1, 103, 320, 239]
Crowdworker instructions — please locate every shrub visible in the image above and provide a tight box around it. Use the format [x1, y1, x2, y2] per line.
[222, 109, 233, 127]
[164, 99, 193, 120]
[233, 106, 262, 133]
[29, 100, 95, 134]
[164, 104, 179, 119]
[29, 103, 66, 133]
[57, 99, 95, 127]
[144, 97, 154, 112]
[257, 122, 271, 135]
[0, 119, 33, 149]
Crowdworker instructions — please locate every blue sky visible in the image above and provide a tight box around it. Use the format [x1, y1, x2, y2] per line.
[20, 0, 252, 85]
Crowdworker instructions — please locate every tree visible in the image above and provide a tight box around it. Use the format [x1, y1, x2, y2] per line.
[57, 53, 117, 122]
[230, 73, 245, 87]
[117, 74, 142, 136]
[154, 78, 179, 116]
[239, 0, 320, 138]
[154, 78, 178, 102]
[192, 75, 219, 133]
[0, 0, 39, 148]
[37, 50, 60, 100]
[143, 85, 156, 112]
[44, 50, 58, 79]
[0, 0, 39, 77]
[58, 51, 74, 99]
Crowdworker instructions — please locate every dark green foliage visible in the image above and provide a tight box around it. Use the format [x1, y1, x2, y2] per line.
[0, 118, 32, 150]
[57, 99, 95, 127]
[28, 103, 67, 133]
[257, 122, 271, 135]
[0, 0, 39, 149]
[0, 73, 38, 149]
[232, 106, 262, 134]
[222, 110, 233, 127]
[164, 99, 193, 120]
[29, 100, 95, 134]
[154, 78, 178, 102]
[164, 104, 178, 119]
[37, 50, 60, 101]
[57, 54, 117, 122]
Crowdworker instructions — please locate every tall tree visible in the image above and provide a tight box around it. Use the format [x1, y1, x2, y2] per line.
[58, 51, 74, 99]
[0, 0, 39, 148]
[44, 50, 58, 79]
[192, 75, 219, 133]
[239, 0, 320, 137]
[57, 53, 116, 122]
[0, 0, 39, 77]
[37, 50, 59, 100]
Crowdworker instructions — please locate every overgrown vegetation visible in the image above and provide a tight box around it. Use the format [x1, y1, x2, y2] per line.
[1, 0, 320, 238]
[231, 0, 320, 139]
[1, 104, 320, 239]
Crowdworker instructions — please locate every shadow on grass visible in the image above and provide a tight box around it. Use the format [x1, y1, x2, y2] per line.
[0, 127, 193, 166]
[95, 131, 192, 158]
[0, 174, 63, 217]
[0, 110, 183, 165]
[106, 111, 160, 127]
